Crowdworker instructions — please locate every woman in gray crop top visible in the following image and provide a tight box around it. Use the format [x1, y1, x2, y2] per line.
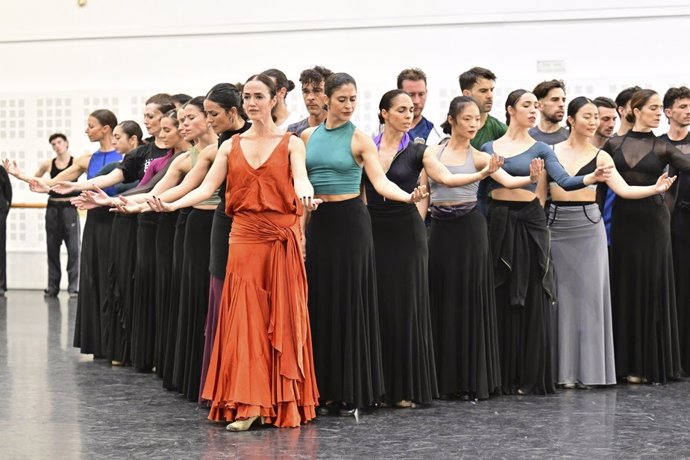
[365, 91, 524, 409]
[547, 97, 675, 389]
[421, 96, 542, 401]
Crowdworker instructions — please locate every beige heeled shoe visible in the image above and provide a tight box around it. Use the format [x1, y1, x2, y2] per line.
[226, 416, 264, 432]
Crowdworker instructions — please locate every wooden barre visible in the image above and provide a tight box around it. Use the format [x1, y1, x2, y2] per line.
[12, 203, 48, 209]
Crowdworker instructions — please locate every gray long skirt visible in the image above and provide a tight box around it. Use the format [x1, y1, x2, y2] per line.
[548, 203, 616, 385]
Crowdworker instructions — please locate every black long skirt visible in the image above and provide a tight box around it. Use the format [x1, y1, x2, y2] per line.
[73, 207, 114, 358]
[104, 213, 137, 363]
[130, 212, 159, 372]
[154, 210, 179, 379]
[307, 197, 385, 408]
[172, 208, 213, 401]
[369, 204, 437, 405]
[487, 199, 555, 395]
[611, 196, 681, 383]
[162, 208, 190, 389]
[429, 208, 501, 400]
[673, 206, 690, 374]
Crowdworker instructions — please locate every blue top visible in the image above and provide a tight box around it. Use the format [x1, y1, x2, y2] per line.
[306, 121, 362, 195]
[481, 141, 585, 193]
[87, 149, 122, 196]
[408, 116, 435, 143]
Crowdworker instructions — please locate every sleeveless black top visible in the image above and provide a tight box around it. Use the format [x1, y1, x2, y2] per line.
[49, 157, 79, 198]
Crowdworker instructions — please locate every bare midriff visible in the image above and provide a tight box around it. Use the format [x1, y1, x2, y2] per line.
[432, 200, 475, 207]
[549, 185, 596, 202]
[491, 188, 537, 202]
[314, 193, 360, 202]
[193, 204, 218, 210]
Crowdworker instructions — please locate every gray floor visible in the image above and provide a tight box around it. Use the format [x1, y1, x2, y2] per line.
[1, 290, 689, 459]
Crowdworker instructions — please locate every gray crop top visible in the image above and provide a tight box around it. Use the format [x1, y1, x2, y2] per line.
[429, 144, 478, 203]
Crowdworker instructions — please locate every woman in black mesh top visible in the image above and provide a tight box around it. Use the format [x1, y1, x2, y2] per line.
[605, 89, 690, 384]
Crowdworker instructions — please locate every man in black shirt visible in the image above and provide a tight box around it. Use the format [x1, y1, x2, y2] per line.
[41, 133, 80, 297]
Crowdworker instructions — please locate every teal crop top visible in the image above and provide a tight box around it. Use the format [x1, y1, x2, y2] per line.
[305, 121, 362, 195]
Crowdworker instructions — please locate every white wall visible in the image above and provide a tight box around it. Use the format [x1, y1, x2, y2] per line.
[2, 1, 690, 288]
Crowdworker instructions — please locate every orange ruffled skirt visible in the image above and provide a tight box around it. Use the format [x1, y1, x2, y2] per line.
[201, 212, 318, 427]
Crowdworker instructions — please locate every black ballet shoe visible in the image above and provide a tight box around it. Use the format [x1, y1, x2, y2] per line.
[339, 403, 359, 420]
[316, 400, 338, 416]
[458, 391, 478, 401]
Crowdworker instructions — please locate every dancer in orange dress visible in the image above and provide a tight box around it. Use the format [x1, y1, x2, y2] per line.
[148, 73, 319, 430]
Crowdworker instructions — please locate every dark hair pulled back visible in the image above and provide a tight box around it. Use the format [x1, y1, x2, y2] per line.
[378, 89, 408, 124]
[118, 120, 144, 146]
[440, 96, 480, 134]
[205, 83, 247, 120]
[504, 89, 530, 126]
[262, 68, 295, 93]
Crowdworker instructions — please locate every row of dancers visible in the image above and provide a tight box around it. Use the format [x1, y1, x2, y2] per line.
[6, 65, 690, 431]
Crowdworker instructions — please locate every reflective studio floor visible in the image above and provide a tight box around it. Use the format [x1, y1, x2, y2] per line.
[1, 290, 689, 459]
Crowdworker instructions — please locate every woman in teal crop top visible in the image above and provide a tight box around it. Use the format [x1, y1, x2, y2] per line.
[301, 74, 427, 418]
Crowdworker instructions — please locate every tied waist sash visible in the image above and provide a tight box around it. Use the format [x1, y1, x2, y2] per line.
[230, 211, 309, 383]
[488, 199, 554, 306]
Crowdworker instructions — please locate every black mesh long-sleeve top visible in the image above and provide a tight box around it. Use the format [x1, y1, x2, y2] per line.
[604, 131, 690, 187]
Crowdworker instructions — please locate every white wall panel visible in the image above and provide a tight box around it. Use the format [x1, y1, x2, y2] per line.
[3, 1, 690, 41]
[1, 2, 690, 288]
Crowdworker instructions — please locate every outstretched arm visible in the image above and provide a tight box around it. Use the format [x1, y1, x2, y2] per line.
[52, 167, 125, 195]
[542, 144, 611, 190]
[289, 136, 321, 211]
[600, 150, 675, 199]
[422, 147, 503, 187]
[148, 142, 228, 212]
[417, 170, 430, 220]
[358, 131, 426, 203]
[488, 155, 544, 189]
[153, 144, 217, 204]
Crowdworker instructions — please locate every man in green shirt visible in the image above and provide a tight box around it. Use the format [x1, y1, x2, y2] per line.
[459, 67, 507, 149]
[459, 67, 507, 213]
